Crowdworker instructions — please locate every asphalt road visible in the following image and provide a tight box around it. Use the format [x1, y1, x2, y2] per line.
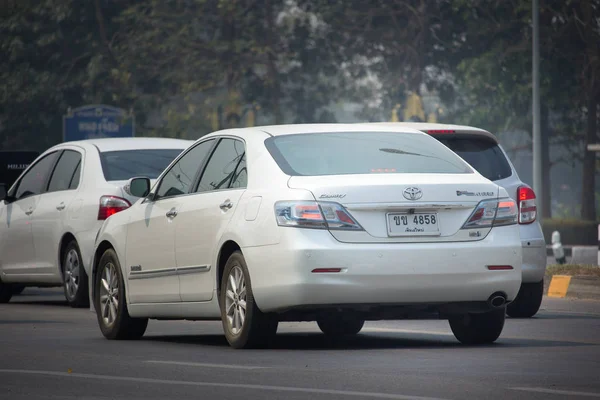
[1, 288, 599, 400]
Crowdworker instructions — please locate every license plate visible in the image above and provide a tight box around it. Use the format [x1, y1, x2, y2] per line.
[386, 213, 440, 236]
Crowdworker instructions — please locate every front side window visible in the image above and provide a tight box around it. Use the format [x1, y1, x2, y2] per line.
[265, 132, 473, 176]
[156, 139, 215, 199]
[47, 150, 82, 192]
[196, 139, 246, 193]
[14, 152, 60, 200]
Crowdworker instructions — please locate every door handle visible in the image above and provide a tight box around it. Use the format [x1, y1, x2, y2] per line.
[56, 202, 65, 211]
[25, 207, 34, 215]
[219, 200, 233, 211]
[166, 207, 178, 218]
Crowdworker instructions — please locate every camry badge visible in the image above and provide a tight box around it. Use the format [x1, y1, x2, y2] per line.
[403, 187, 423, 201]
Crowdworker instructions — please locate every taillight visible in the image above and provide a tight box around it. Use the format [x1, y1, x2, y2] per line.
[426, 129, 455, 134]
[274, 201, 363, 231]
[462, 198, 518, 229]
[517, 186, 537, 224]
[98, 196, 131, 220]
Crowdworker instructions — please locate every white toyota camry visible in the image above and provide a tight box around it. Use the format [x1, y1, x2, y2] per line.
[92, 124, 522, 349]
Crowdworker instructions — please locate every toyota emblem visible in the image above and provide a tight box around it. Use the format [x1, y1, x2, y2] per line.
[403, 187, 423, 201]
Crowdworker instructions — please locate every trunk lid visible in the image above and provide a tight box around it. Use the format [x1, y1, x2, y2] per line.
[288, 173, 499, 243]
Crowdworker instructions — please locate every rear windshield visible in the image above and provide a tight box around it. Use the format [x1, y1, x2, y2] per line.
[435, 137, 512, 181]
[265, 132, 473, 176]
[99, 149, 184, 181]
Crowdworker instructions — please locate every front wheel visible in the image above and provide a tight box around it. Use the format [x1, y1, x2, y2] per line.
[506, 281, 544, 318]
[449, 308, 505, 345]
[317, 314, 365, 336]
[62, 240, 89, 308]
[94, 248, 148, 340]
[220, 251, 278, 349]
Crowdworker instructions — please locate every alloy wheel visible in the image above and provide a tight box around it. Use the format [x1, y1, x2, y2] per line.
[99, 262, 119, 327]
[225, 265, 247, 335]
[64, 249, 80, 299]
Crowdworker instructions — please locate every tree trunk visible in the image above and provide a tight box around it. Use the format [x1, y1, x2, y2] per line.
[581, 96, 597, 221]
[265, 0, 283, 125]
[541, 104, 551, 218]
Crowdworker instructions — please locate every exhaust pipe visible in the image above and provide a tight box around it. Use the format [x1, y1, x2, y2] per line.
[488, 292, 507, 308]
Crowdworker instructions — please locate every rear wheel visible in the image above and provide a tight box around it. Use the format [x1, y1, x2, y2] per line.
[0, 280, 13, 303]
[94, 248, 148, 340]
[220, 251, 278, 349]
[449, 308, 505, 345]
[62, 240, 89, 308]
[317, 314, 365, 336]
[506, 281, 544, 318]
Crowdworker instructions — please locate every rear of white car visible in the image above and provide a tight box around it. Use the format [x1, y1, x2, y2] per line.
[248, 130, 522, 314]
[368, 123, 546, 317]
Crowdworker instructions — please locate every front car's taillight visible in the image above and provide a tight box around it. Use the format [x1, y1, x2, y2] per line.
[274, 201, 363, 230]
[462, 198, 518, 229]
[517, 186, 537, 224]
[98, 196, 131, 220]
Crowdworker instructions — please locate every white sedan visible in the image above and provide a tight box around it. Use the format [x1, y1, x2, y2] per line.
[92, 124, 522, 348]
[0, 138, 192, 306]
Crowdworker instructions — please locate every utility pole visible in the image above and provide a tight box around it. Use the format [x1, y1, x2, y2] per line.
[532, 0, 543, 220]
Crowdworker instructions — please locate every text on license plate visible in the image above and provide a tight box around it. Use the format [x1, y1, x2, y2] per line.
[387, 213, 440, 236]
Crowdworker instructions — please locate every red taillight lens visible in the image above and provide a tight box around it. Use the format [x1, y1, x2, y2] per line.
[426, 129, 455, 134]
[274, 201, 363, 231]
[517, 186, 537, 224]
[98, 196, 131, 220]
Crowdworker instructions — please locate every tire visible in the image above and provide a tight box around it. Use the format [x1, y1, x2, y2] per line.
[94, 248, 148, 340]
[506, 281, 544, 318]
[449, 308, 506, 345]
[317, 314, 365, 336]
[220, 251, 278, 349]
[12, 285, 25, 295]
[0, 280, 12, 303]
[62, 240, 90, 308]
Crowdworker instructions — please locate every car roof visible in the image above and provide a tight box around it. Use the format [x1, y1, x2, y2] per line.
[56, 137, 194, 152]
[204, 123, 426, 139]
[363, 122, 499, 143]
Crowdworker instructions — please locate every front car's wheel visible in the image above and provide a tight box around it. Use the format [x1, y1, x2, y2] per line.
[449, 308, 506, 345]
[94, 248, 148, 340]
[0, 280, 13, 303]
[63, 240, 90, 308]
[506, 281, 544, 318]
[317, 314, 365, 336]
[220, 251, 278, 349]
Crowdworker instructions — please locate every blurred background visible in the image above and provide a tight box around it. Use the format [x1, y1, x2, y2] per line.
[0, 0, 598, 237]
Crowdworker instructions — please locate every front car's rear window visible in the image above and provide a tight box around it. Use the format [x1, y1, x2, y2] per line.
[99, 149, 184, 181]
[265, 132, 474, 176]
[435, 137, 512, 181]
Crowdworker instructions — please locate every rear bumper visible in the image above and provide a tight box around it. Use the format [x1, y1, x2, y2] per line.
[243, 226, 522, 313]
[519, 222, 547, 283]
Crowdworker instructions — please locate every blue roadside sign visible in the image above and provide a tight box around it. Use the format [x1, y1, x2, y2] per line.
[63, 104, 135, 142]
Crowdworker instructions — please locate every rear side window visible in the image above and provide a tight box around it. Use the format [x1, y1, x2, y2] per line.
[265, 132, 473, 176]
[436, 138, 512, 181]
[99, 149, 184, 181]
[47, 150, 82, 192]
[196, 139, 246, 192]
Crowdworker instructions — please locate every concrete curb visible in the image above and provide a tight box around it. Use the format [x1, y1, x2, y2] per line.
[544, 275, 600, 300]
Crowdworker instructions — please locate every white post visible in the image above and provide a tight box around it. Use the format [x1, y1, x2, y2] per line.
[532, 0, 543, 221]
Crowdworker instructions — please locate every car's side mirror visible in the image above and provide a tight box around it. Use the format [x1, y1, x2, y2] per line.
[0, 183, 7, 202]
[124, 177, 151, 198]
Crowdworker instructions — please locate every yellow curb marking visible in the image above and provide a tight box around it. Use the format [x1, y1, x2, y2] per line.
[547, 275, 572, 298]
